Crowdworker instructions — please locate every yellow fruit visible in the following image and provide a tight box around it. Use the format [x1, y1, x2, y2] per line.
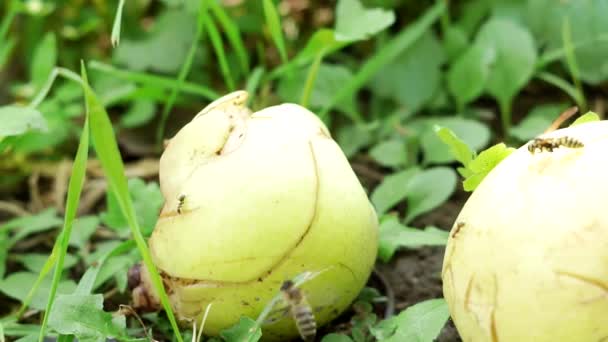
[131, 91, 378, 340]
[442, 121, 608, 341]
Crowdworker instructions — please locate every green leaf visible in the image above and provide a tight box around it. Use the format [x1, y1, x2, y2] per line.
[404, 167, 457, 223]
[463, 143, 515, 192]
[530, 0, 608, 84]
[0, 232, 8, 278]
[321, 333, 354, 342]
[335, 0, 395, 41]
[113, 10, 197, 73]
[0, 272, 76, 310]
[371, 32, 444, 112]
[15, 253, 78, 273]
[100, 178, 163, 236]
[271, 29, 349, 80]
[369, 139, 407, 168]
[383, 298, 450, 342]
[476, 18, 537, 107]
[336, 124, 374, 158]
[47, 294, 126, 341]
[68, 216, 100, 249]
[278, 63, 356, 113]
[30, 32, 57, 91]
[15, 335, 38, 342]
[510, 103, 567, 141]
[443, 25, 469, 61]
[320, 1, 446, 119]
[76, 240, 134, 295]
[220, 317, 262, 342]
[120, 100, 156, 128]
[447, 44, 495, 108]
[0, 106, 47, 137]
[571, 111, 600, 126]
[1, 208, 62, 245]
[420, 117, 490, 164]
[371, 168, 420, 216]
[93, 255, 136, 292]
[434, 126, 474, 168]
[378, 216, 449, 262]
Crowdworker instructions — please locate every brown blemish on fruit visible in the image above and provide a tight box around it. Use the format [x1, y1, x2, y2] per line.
[464, 275, 475, 312]
[452, 222, 465, 238]
[555, 270, 608, 294]
[490, 308, 499, 342]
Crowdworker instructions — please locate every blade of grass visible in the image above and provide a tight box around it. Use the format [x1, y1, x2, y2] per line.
[80, 63, 183, 342]
[262, 0, 288, 64]
[110, 0, 126, 47]
[88, 61, 219, 100]
[0, 0, 18, 44]
[0, 37, 16, 69]
[28, 67, 83, 109]
[561, 16, 586, 111]
[268, 29, 350, 81]
[208, 0, 249, 74]
[536, 71, 583, 109]
[245, 66, 265, 106]
[319, 1, 446, 121]
[202, 3, 235, 91]
[38, 98, 89, 342]
[156, 2, 207, 146]
[12, 68, 84, 320]
[300, 51, 324, 108]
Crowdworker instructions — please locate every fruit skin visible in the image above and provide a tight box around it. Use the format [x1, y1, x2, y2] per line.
[442, 121, 608, 341]
[131, 91, 378, 340]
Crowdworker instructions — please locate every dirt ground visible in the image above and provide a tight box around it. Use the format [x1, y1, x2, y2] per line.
[375, 188, 469, 342]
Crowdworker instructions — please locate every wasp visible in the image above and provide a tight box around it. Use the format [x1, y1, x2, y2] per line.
[177, 194, 186, 214]
[527, 136, 584, 154]
[280, 280, 316, 341]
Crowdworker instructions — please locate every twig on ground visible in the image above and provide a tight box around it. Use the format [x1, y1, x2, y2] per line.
[0, 200, 30, 217]
[28, 172, 43, 212]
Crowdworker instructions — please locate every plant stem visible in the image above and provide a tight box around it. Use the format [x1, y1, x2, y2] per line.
[499, 99, 511, 137]
[562, 16, 587, 112]
[28, 67, 83, 109]
[300, 51, 324, 108]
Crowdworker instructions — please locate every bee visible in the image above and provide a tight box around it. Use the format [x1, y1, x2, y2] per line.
[527, 136, 584, 154]
[280, 280, 316, 341]
[177, 194, 186, 214]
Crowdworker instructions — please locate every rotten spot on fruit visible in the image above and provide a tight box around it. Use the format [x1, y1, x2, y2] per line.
[177, 194, 186, 214]
[452, 222, 465, 238]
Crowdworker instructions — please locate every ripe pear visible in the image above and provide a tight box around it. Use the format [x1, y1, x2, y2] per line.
[442, 121, 608, 341]
[129, 91, 378, 340]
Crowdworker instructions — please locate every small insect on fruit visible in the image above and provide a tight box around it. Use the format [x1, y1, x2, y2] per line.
[527, 136, 584, 154]
[177, 194, 186, 214]
[281, 280, 317, 342]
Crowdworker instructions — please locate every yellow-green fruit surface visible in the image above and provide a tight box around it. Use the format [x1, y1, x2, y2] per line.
[442, 121, 608, 342]
[146, 91, 378, 340]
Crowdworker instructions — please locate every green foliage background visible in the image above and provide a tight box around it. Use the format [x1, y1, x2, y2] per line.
[1, 0, 607, 341]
